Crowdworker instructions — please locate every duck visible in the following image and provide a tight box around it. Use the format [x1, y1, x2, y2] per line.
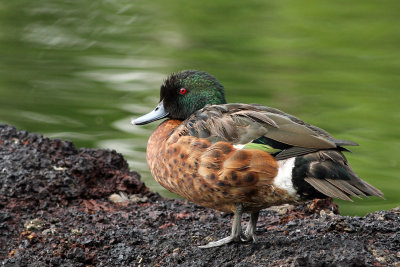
[131, 70, 384, 248]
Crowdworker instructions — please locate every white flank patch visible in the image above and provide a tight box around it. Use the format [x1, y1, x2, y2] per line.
[274, 158, 296, 196]
[233, 144, 246, 150]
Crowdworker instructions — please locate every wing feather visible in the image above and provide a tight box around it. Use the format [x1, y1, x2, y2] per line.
[182, 104, 344, 150]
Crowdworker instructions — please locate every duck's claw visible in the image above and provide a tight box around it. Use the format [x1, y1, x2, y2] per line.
[240, 232, 256, 242]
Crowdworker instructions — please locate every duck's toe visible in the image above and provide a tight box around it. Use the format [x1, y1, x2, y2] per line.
[198, 235, 239, 249]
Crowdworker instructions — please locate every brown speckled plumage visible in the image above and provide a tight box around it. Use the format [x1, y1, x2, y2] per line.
[147, 119, 295, 213]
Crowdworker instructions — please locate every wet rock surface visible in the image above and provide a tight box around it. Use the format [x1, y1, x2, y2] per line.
[1, 124, 399, 266]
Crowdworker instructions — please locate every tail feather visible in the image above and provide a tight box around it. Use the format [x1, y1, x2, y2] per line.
[326, 179, 364, 198]
[333, 139, 359, 147]
[294, 150, 384, 201]
[304, 177, 353, 201]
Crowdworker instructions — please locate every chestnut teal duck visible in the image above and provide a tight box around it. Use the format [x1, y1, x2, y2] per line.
[132, 70, 383, 248]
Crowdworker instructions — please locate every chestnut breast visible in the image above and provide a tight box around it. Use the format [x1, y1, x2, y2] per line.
[147, 119, 296, 213]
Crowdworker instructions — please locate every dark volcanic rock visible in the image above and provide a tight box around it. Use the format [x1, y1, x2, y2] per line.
[1, 125, 399, 266]
[0, 125, 152, 209]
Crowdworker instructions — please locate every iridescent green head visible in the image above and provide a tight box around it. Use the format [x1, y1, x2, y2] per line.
[132, 70, 226, 125]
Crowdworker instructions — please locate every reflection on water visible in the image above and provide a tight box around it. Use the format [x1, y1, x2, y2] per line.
[1, 0, 399, 215]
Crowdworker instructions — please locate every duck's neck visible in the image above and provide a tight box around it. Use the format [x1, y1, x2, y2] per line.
[146, 119, 182, 171]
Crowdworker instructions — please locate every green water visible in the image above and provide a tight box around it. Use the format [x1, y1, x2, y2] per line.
[1, 0, 399, 215]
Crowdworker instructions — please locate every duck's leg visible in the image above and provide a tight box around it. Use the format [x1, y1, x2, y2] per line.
[241, 211, 259, 242]
[198, 203, 243, 248]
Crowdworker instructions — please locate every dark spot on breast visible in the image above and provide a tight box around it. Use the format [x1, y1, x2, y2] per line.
[217, 181, 226, 187]
[180, 153, 185, 159]
[209, 188, 214, 192]
[173, 159, 177, 164]
[222, 191, 228, 196]
[231, 172, 238, 181]
[173, 148, 177, 152]
[203, 184, 207, 188]
[244, 173, 256, 183]
[167, 149, 171, 154]
[188, 164, 192, 169]
[192, 173, 197, 178]
[183, 174, 187, 178]
[210, 173, 216, 180]
[178, 168, 182, 172]
[202, 143, 208, 148]
[182, 162, 186, 166]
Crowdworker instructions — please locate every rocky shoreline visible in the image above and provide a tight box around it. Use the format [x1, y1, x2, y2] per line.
[1, 124, 399, 266]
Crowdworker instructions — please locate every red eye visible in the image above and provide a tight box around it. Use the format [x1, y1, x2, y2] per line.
[179, 88, 187, 95]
